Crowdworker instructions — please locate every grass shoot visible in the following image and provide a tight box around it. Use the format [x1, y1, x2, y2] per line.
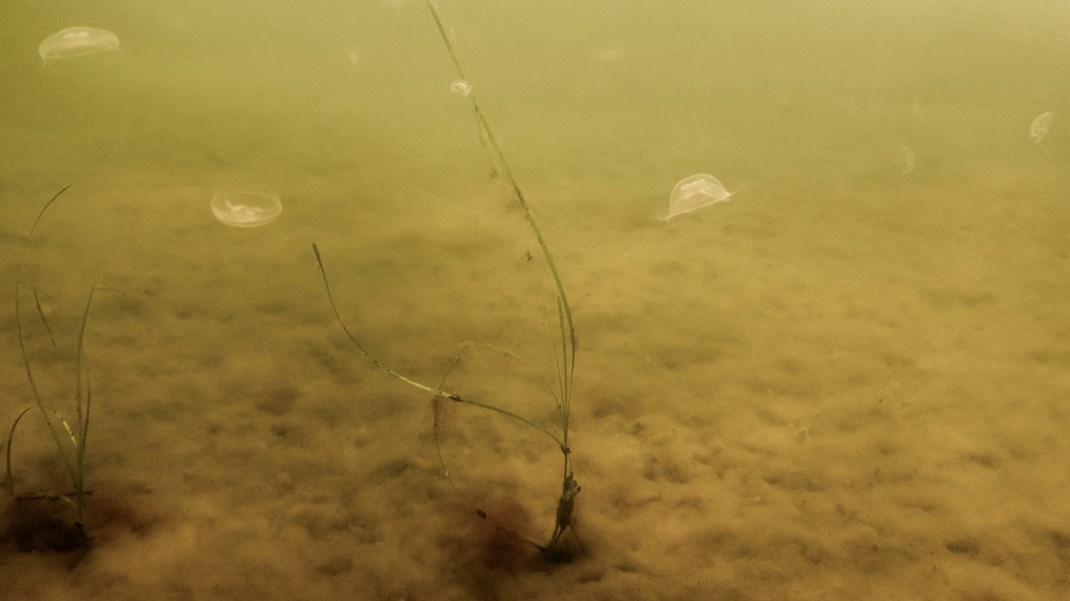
[4, 185, 100, 550]
[310, 1, 583, 559]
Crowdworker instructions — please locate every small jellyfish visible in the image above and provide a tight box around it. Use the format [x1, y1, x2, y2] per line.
[662, 174, 733, 221]
[593, 47, 626, 64]
[343, 44, 363, 69]
[38, 26, 120, 63]
[450, 79, 472, 97]
[211, 192, 282, 228]
[1030, 111, 1054, 144]
[898, 145, 917, 175]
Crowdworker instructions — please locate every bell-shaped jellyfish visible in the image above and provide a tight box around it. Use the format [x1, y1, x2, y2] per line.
[450, 79, 472, 97]
[662, 174, 734, 221]
[343, 44, 363, 69]
[211, 192, 283, 228]
[1030, 111, 1054, 145]
[38, 27, 120, 63]
[898, 145, 917, 175]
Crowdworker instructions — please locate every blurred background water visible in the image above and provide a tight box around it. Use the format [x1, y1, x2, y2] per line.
[1, 1, 1068, 600]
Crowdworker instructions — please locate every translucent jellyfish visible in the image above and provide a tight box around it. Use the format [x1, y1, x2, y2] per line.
[211, 192, 282, 228]
[593, 47, 626, 64]
[450, 79, 472, 97]
[343, 44, 363, 69]
[38, 27, 120, 63]
[662, 174, 733, 221]
[1030, 111, 1054, 144]
[898, 145, 917, 175]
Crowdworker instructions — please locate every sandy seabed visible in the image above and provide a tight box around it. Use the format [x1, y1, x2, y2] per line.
[2, 4, 1070, 600]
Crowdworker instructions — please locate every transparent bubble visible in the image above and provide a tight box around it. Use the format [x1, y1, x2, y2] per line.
[211, 192, 282, 228]
[663, 174, 733, 221]
[450, 79, 472, 97]
[39, 26, 120, 63]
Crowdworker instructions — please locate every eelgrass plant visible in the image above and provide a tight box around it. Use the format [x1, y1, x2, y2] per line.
[312, 0, 580, 558]
[3, 185, 98, 551]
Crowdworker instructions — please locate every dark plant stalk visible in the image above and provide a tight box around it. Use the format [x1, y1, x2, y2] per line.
[424, 0, 579, 553]
[14, 185, 79, 485]
[11, 184, 97, 528]
[315, 2, 583, 555]
[3, 407, 33, 493]
[312, 244, 564, 450]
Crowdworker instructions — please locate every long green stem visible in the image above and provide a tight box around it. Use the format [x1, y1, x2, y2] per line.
[424, 0, 580, 552]
[13, 184, 97, 527]
[15, 185, 79, 486]
[424, 0, 576, 418]
[3, 408, 33, 493]
[312, 244, 564, 449]
[72, 285, 98, 525]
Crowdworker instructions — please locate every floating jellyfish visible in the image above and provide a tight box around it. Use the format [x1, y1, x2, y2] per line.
[593, 47, 626, 64]
[38, 26, 120, 63]
[1030, 111, 1054, 144]
[662, 174, 734, 221]
[898, 145, 917, 175]
[211, 192, 282, 228]
[450, 79, 472, 97]
[343, 44, 363, 69]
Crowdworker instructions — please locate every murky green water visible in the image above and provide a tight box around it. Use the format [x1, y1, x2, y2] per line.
[1, 2, 1068, 600]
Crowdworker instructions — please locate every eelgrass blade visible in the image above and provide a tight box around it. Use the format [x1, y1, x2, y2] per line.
[15, 185, 79, 485]
[424, 1, 582, 552]
[74, 284, 98, 506]
[3, 407, 34, 493]
[430, 353, 548, 553]
[312, 243, 565, 449]
[33, 288, 57, 348]
[424, 0, 576, 420]
[58, 415, 77, 446]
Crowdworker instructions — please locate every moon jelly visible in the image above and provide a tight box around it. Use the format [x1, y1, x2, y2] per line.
[450, 79, 472, 97]
[1030, 111, 1054, 145]
[38, 26, 120, 63]
[662, 174, 733, 221]
[211, 192, 283, 228]
[898, 145, 917, 175]
[343, 44, 363, 68]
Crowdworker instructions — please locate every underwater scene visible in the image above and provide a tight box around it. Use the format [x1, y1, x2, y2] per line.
[1, 1, 1068, 600]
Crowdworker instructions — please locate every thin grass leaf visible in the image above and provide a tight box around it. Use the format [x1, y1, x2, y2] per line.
[312, 243, 564, 449]
[33, 288, 58, 348]
[14, 185, 99, 528]
[426, 0, 576, 407]
[16, 185, 79, 484]
[423, 1, 581, 553]
[3, 407, 34, 493]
